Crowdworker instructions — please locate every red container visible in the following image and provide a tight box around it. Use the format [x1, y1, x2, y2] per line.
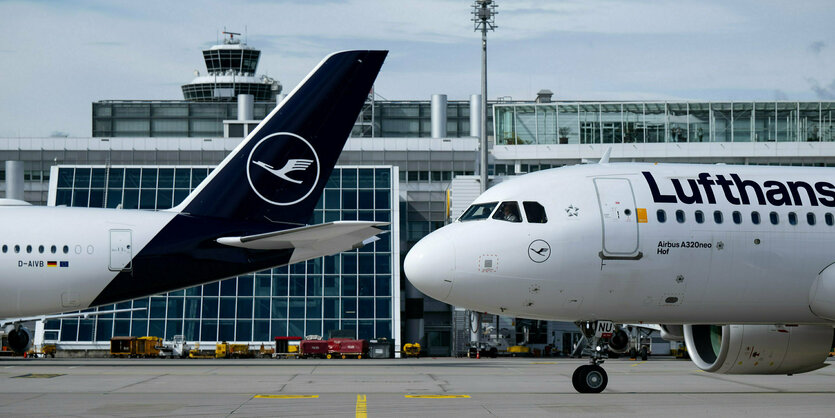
[299, 340, 329, 358]
[327, 338, 368, 358]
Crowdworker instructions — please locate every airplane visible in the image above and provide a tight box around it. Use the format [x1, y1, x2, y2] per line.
[0, 50, 389, 355]
[404, 153, 835, 393]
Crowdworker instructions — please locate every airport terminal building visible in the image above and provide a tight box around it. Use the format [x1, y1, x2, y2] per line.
[3, 35, 835, 356]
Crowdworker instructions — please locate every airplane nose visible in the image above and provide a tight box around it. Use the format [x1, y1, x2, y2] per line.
[404, 232, 455, 300]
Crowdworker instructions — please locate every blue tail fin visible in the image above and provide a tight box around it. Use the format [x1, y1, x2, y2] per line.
[175, 50, 387, 225]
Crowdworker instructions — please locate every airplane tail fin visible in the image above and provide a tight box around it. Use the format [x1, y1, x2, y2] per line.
[173, 50, 388, 225]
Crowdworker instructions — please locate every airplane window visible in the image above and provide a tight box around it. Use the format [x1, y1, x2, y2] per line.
[523, 201, 548, 223]
[694, 210, 704, 224]
[63, 245, 69, 254]
[14, 245, 20, 253]
[675, 210, 685, 223]
[26, 245, 32, 254]
[1, 245, 6, 253]
[827, 213, 834, 226]
[657, 209, 666, 223]
[788, 212, 798, 225]
[732, 211, 741, 224]
[713, 211, 723, 224]
[770, 211, 779, 225]
[492, 201, 522, 223]
[51, 245, 57, 254]
[751, 211, 761, 225]
[459, 202, 498, 222]
[38, 245, 44, 254]
[807, 212, 816, 226]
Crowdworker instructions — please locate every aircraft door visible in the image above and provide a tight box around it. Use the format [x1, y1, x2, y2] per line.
[594, 178, 641, 259]
[109, 229, 133, 272]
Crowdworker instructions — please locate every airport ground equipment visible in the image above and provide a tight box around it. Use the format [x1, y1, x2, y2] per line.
[327, 338, 367, 359]
[135, 336, 162, 357]
[274, 336, 302, 358]
[368, 338, 394, 359]
[30, 344, 56, 358]
[300, 340, 329, 359]
[507, 345, 530, 357]
[215, 342, 252, 359]
[158, 335, 189, 358]
[110, 337, 137, 357]
[188, 343, 215, 359]
[403, 343, 421, 358]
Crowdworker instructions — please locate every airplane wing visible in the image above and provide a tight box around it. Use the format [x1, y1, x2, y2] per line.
[0, 307, 146, 328]
[216, 221, 388, 261]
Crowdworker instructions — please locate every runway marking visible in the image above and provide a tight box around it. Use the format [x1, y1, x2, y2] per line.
[405, 395, 471, 399]
[630, 361, 647, 367]
[13, 373, 64, 379]
[531, 362, 557, 364]
[356, 394, 367, 418]
[254, 394, 319, 399]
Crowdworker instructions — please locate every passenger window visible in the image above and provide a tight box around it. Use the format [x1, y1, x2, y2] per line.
[732, 211, 741, 224]
[657, 209, 666, 223]
[694, 210, 704, 224]
[492, 201, 522, 223]
[1, 245, 6, 253]
[770, 211, 779, 225]
[38, 245, 44, 254]
[63, 245, 69, 254]
[26, 245, 32, 254]
[459, 202, 497, 221]
[827, 213, 834, 226]
[675, 210, 685, 223]
[523, 201, 548, 223]
[713, 211, 723, 224]
[751, 211, 761, 225]
[14, 245, 20, 253]
[51, 245, 57, 254]
[807, 212, 816, 226]
[788, 212, 797, 225]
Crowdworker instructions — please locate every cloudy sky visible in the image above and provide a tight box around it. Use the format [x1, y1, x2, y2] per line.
[1, 0, 833, 137]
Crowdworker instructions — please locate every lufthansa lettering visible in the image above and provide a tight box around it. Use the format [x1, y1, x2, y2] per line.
[642, 171, 835, 207]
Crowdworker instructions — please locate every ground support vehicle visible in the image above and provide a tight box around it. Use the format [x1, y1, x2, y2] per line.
[274, 336, 302, 358]
[328, 338, 367, 359]
[299, 339, 329, 359]
[403, 343, 421, 358]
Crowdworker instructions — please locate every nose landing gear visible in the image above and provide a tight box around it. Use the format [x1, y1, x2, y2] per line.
[571, 320, 612, 393]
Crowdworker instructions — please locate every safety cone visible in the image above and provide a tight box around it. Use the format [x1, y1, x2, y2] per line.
[476, 350, 480, 359]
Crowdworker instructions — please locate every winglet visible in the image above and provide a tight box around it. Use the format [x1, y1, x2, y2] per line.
[599, 147, 612, 164]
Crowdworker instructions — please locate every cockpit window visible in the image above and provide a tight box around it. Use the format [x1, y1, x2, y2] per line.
[492, 201, 522, 223]
[523, 201, 548, 223]
[460, 202, 498, 221]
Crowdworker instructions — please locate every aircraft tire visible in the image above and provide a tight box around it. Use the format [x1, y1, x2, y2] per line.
[572, 365, 608, 393]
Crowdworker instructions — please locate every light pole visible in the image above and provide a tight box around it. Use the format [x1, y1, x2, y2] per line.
[469, 0, 497, 354]
[472, 0, 497, 194]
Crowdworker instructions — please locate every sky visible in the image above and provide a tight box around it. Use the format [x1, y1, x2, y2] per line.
[0, 0, 833, 137]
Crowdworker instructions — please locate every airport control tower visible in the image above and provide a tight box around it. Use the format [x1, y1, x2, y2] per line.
[181, 31, 282, 102]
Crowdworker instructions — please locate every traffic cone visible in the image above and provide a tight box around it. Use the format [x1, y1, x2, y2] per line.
[476, 350, 480, 359]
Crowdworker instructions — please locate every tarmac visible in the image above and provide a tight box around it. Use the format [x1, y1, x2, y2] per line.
[1, 356, 834, 417]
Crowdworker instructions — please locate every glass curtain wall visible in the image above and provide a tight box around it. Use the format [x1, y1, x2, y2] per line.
[48, 166, 396, 345]
[493, 101, 835, 145]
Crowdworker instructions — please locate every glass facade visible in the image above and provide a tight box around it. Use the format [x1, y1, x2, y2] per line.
[94, 100, 493, 139]
[495, 102, 835, 145]
[46, 165, 399, 345]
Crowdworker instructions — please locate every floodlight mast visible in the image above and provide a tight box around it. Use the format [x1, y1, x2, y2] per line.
[472, 0, 497, 194]
[469, 0, 497, 354]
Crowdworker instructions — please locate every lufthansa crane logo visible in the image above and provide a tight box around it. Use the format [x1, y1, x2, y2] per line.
[246, 132, 320, 206]
[528, 239, 551, 263]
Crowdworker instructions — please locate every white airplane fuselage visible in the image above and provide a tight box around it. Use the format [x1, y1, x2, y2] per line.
[0, 206, 173, 318]
[406, 163, 835, 325]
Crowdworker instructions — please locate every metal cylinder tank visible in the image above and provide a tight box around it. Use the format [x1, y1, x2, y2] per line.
[431, 94, 447, 138]
[5, 160, 24, 201]
[470, 94, 481, 138]
[238, 94, 254, 121]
